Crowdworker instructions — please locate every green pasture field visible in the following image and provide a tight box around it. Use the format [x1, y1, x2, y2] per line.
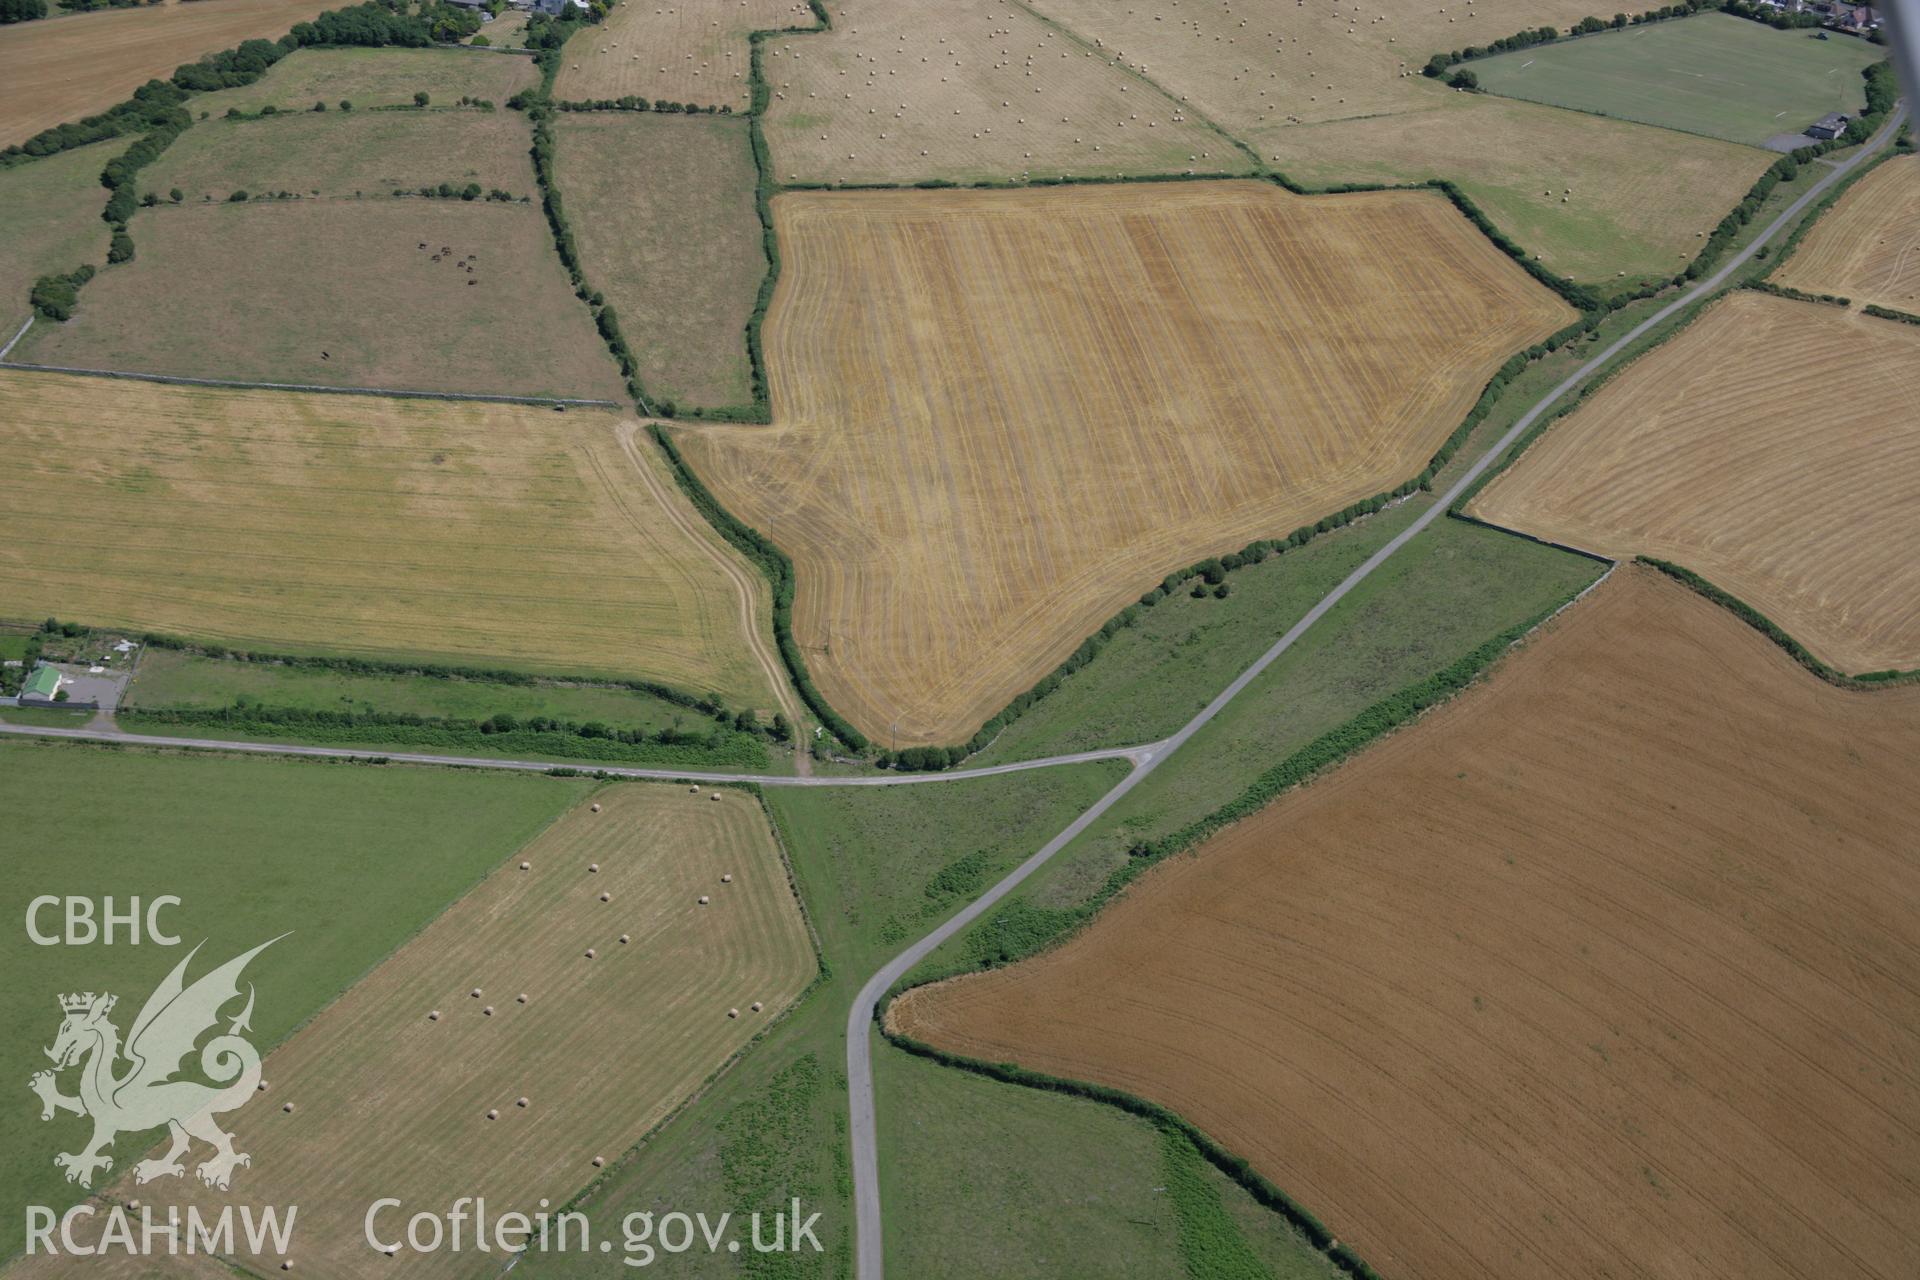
[876, 1042, 1339, 1279]
[13, 199, 625, 400]
[0, 706, 94, 727]
[118, 649, 775, 770]
[1472, 14, 1883, 147]
[553, 113, 764, 413]
[0, 742, 589, 1260]
[0, 141, 115, 330]
[188, 46, 539, 117]
[125, 647, 711, 732]
[147, 109, 538, 202]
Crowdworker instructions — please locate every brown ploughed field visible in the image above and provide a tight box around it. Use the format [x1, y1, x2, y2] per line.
[675, 180, 1571, 747]
[1469, 290, 1920, 673]
[893, 566, 1920, 1280]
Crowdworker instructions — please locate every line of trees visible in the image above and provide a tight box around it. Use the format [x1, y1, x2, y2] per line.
[1863, 303, 1920, 326]
[1636, 558, 1918, 686]
[4, 1, 486, 167]
[1745, 279, 1849, 307]
[132, 628, 750, 721]
[121, 702, 778, 765]
[29, 264, 94, 320]
[1425, 0, 1736, 78]
[553, 97, 731, 115]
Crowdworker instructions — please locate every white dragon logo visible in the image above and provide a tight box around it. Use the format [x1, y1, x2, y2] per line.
[28, 937, 282, 1192]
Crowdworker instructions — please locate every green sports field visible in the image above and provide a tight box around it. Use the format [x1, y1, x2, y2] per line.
[1471, 13, 1883, 147]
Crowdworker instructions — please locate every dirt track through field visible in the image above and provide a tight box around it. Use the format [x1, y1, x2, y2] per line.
[677, 180, 1571, 747]
[1774, 153, 1920, 311]
[1470, 290, 1920, 673]
[893, 566, 1920, 1280]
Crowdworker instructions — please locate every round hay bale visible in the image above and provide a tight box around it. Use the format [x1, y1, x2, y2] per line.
[590, 803, 601, 813]
[585, 948, 598, 959]
[751, 1001, 763, 1012]
[519, 861, 531, 871]
[517, 993, 529, 1004]
[589, 863, 600, 873]
[517, 1097, 529, 1108]
[487, 1108, 499, 1120]
[600, 892, 611, 902]
[619, 933, 630, 944]
[258, 1080, 269, 1091]
[698, 895, 711, 905]
[283, 1102, 295, 1114]
[690, 784, 700, 793]
[471, 988, 483, 998]
[592, 1156, 605, 1168]
[721, 873, 733, 883]
[429, 1010, 441, 1021]
[281, 1262, 293, 1272]
[710, 792, 720, 801]
[483, 1006, 495, 1016]
[727, 1008, 739, 1018]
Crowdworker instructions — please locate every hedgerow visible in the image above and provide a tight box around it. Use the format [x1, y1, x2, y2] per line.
[1743, 279, 1848, 307]
[1637, 558, 1919, 687]
[880, 1031, 1386, 1280]
[119, 703, 773, 767]
[649, 423, 867, 750]
[131, 630, 746, 719]
[1863, 303, 1920, 326]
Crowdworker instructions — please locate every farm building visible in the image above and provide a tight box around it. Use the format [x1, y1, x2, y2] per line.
[18, 664, 62, 704]
[1807, 111, 1851, 139]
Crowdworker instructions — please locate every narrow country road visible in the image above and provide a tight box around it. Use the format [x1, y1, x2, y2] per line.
[842, 103, 1908, 1280]
[0, 721, 1157, 786]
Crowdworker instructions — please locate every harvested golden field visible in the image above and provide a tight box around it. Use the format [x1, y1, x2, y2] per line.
[147, 109, 538, 202]
[555, 0, 799, 109]
[12, 200, 623, 400]
[762, 0, 1248, 184]
[894, 565, 1920, 1280]
[0, 371, 778, 706]
[554, 113, 762, 411]
[1775, 153, 1920, 311]
[30, 785, 816, 1279]
[676, 181, 1571, 746]
[0, 0, 337, 148]
[1470, 290, 1920, 673]
[1022, 0, 1771, 282]
[187, 45, 540, 115]
[0, 142, 114, 330]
